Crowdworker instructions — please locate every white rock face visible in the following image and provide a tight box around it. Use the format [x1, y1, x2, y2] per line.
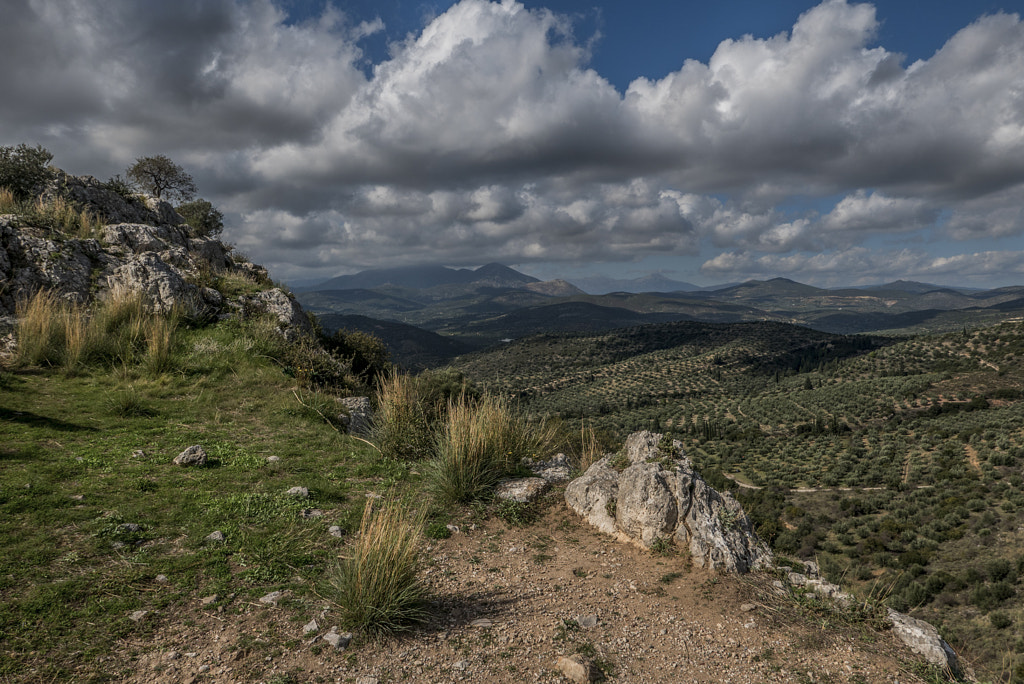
[565, 431, 771, 573]
[887, 608, 962, 676]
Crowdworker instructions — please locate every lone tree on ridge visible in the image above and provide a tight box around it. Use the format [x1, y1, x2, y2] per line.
[126, 154, 197, 202]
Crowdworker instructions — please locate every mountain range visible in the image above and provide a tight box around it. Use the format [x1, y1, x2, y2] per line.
[295, 264, 1024, 369]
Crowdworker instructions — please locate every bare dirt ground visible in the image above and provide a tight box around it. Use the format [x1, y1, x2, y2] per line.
[124, 497, 934, 684]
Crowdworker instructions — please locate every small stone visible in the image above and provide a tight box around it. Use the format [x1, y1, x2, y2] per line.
[555, 654, 602, 683]
[206, 530, 225, 543]
[201, 594, 219, 606]
[300, 508, 323, 519]
[303, 619, 319, 635]
[166, 651, 179, 661]
[259, 591, 284, 605]
[198, 664, 209, 673]
[267, 456, 281, 463]
[355, 678, 379, 684]
[328, 525, 344, 538]
[577, 614, 599, 629]
[155, 574, 168, 584]
[470, 618, 493, 628]
[788, 572, 807, 586]
[117, 523, 142, 534]
[70, 494, 85, 501]
[131, 450, 146, 458]
[446, 524, 460, 534]
[740, 603, 756, 612]
[495, 477, 548, 503]
[286, 486, 309, 499]
[129, 610, 148, 622]
[453, 660, 468, 671]
[173, 445, 207, 467]
[323, 629, 352, 651]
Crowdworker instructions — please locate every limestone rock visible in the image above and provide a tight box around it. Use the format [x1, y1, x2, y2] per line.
[174, 445, 207, 466]
[495, 477, 548, 503]
[565, 431, 771, 573]
[286, 486, 310, 499]
[322, 628, 352, 651]
[555, 654, 602, 683]
[523, 452, 573, 482]
[888, 609, 962, 676]
[337, 396, 373, 435]
[240, 288, 313, 340]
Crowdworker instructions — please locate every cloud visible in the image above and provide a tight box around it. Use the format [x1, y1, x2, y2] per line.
[1, 0, 1024, 285]
[701, 247, 1024, 287]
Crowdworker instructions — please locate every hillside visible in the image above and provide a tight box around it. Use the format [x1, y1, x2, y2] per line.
[0, 161, 957, 683]
[455, 317, 1024, 677]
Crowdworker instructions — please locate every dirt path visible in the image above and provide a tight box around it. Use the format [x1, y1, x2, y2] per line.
[966, 444, 982, 473]
[122, 501, 930, 684]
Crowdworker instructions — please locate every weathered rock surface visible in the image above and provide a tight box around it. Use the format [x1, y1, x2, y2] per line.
[173, 445, 207, 467]
[887, 608, 962, 677]
[0, 170, 311, 342]
[554, 654, 602, 683]
[523, 452, 572, 482]
[239, 288, 313, 340]
[337, 396, 373, 435]
[495, 477, 548, 503]
[565, 431, 771, 573]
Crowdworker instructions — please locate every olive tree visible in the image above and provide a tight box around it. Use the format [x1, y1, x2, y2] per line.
[125, 154, 197, 202]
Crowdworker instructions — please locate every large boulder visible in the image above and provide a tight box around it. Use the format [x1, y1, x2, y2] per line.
[887, 609, 963, 678]
[239, 288, 314, 340]
[565, 431, 771, 573]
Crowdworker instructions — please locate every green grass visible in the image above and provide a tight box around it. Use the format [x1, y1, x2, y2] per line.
[0, 317, 404, 680]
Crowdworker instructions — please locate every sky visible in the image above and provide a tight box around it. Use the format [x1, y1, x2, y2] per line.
[3, 1, 1024, 289]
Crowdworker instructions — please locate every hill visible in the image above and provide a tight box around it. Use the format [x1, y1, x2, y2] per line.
[302, 262, 538, 291]
[454, 316, 1024, 677]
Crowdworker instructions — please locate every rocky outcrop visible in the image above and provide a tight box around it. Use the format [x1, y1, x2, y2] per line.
[565, 431, 771, 573]
[0, 170, 310, 339]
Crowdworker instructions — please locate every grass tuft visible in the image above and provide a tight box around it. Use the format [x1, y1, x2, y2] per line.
[426, 395, 554, 505]
[370, 371, 434, 460]
[329, 496, 426, 638]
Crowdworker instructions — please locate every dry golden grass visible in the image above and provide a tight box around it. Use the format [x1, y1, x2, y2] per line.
[428, 394, 555, 504]
[330, 496, 426, 637]
[13, 287, 178, 374]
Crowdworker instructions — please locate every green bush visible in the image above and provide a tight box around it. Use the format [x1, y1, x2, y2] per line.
[0, 143, 54, 200]
[176, 198, 224, 238]
[321, 328, 392, 388]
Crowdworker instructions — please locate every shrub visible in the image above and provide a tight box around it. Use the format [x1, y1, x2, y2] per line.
[176, 198, 224, 238]
[329, 497, 426, 637]
[991, 611, 1013, 629]
[426, 394, 554, 505]
[321, 329, 392, 388]
[0, 143, 54, 200]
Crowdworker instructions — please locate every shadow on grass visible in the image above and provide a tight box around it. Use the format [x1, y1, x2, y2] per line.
[0, 407, 97, 433]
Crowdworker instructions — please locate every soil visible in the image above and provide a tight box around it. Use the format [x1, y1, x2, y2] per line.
[123, 496, 934, 684]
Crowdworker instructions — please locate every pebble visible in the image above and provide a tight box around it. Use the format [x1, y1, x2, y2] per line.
[303, 619, 319, 635]
[328, 525, 344, 537]
[286, 486, 309, 498]
[259, 591, 284, 605]
[206, 530, 225, 543]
